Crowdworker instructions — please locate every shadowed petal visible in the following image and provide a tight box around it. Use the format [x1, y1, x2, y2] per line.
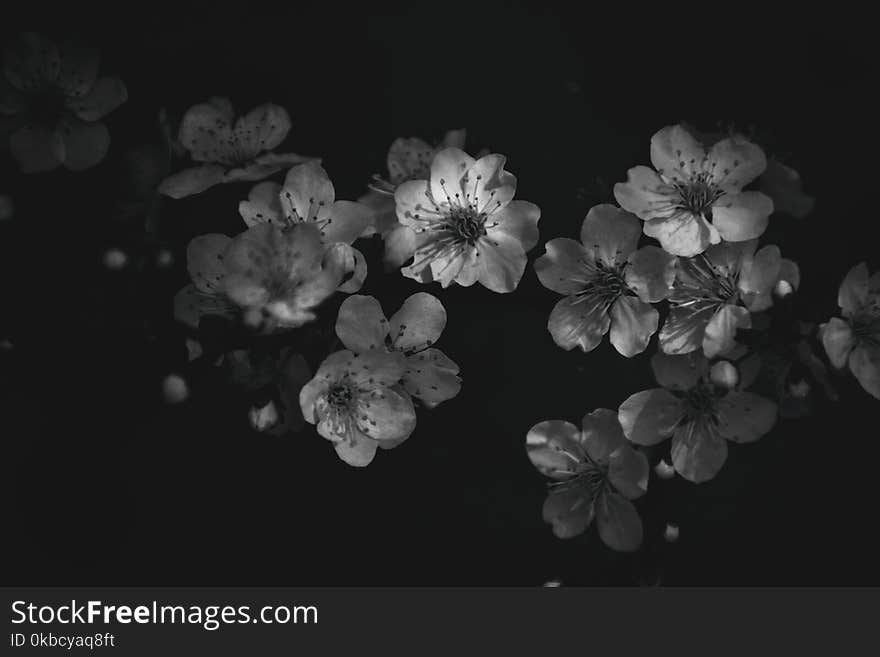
[173, 284, 236, 329]
[335, 295, 389, 352]
[239, 181, 284, 227]
[659, 302, 718, 355]
[715, 392, 777, 443]
[389, 293, 446, 353]
[651, 352, 707, 391]
[323, 201, 374, 245]
[403, 348, 461, 405]
[625, 245, 676, 303]
[850, 342, 880, 400]
[187, 233, 231, 294]
[66, 76, 127, 121]
[547, 294, 611, 352]
[580, 204, 641, 266]
[670, 421, 728, 484]
[618, 388, 683, 446]
[838, 262, 869, 317]
[9, 123, 64, 172]
[233, 103, 290, 159]
[55, 40, 99, 97]
[609, 296, 658, 357]
[387, 136, 434, 184]
[759, 158, 815, 219]
[580, 408, 627, 464]
[820, 317, 855, 369]
[543, 484, 595, 539]
[607, 447, 649, 500]
[596, 492, 643, 552]
[644, 210, 720, 257]
[178, 99, 236, 164]
[324, 243, 367, 293]
[158, 165, 228, 198]
[702, 304, 751, 358]
[534, 238, 590, 295]
[4, 32, 60, 91]
[526, 420, 584, 479]
[58, 116, 109, 171]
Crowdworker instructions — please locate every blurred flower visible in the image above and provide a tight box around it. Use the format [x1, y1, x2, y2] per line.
[249, 400, 280, 433]
[161, 373, 189, 404]
[174, 233, 238, 330]
[659, 240, 788, 358]
[1, 32, 127, 172]
[185, 338, 203, 362]
[102, 247, 128, 270]
[358, 129, 466, 269]
[158, 98, 313, 198]
[819, 262, 880, 399]
[526, 409, 649, 552]
[614, 124, 772, 257]
[238, 161, 372, 293]
[542, 580, 563, 587]
[394, 147, 541, 292]
[299, 349, 417, 467]
[534, 204, 675, 356]
[618, 352, 777, 483]
[335, 293, 461, 407]
[664, 523, 680, 543]
[0, 194, 13, 221]
[759, 157, 815, 219]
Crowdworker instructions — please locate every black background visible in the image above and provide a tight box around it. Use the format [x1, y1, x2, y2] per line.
[1, 4, 876, 585]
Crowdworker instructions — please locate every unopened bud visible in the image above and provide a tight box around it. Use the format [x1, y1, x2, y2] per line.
[664, 523, 680, 543]
[249, 400, 280, 432]
[774, 279, 794, 298]
[654, 459, 675, 480]
[710, 360, 739, 390]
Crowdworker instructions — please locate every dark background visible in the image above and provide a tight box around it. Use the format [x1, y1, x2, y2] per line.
[1, 4, 876, 585]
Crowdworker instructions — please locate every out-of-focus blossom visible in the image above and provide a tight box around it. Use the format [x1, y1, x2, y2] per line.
[249, 400, 280, 433]
[238, 161, 373, 293]
[158, 98, 313, 198]
[358, 129, 466, 269]
[534, 204, 675, 356]
[0, 194, 13, 221]
[299, 349, 417, 467]
[1, 32, 127, 172]
[335, 293, 461, 407]
[664, 523, 680, 543]
[394, 147, 541, 293]
[102, 247, 128, 270]
[526, 409, 649, 552]
[161, 373, 189, 404]
[614, 124, 773, 257]
[759, 157, 815, 219]
[659, 240, 788, 358]
[819, 262, 880, 399]
[618, 352, 777, 483]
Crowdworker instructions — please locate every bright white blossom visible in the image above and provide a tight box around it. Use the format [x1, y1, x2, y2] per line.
[335, 293, 461, 407]
[238, 161, 373, 293]
[614, 124, 773, 257]
[819, 262, 880, 400]
[158, 97, 312, 198]
[394, 147, 541, 292]
[0, 32, 127, 172]
[535, 204, 676, 356]
[299, 350, 417, 467]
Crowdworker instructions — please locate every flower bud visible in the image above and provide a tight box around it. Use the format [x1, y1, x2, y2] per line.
[774, 279, 794, 298]
[249, 400, 280, 433]
[162, 373, 189, 404]
[654, 459, 675, 480]
[710, 360, 739, 390]
[664, 523, 680, 543]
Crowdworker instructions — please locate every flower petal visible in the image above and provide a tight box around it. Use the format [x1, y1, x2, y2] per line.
[239, 181, 284, 227]
[177, 98, 236, 164]
[333, 432, 379, 467]
[849, 342, 880, 400]
[715, 392, 777, 443]
[711, 191, 773, 243]
[625, 246, 676, 303]
[607, 446, 649, 501]
[476, 230, 527, 293]
[534, 238, 590, 295]
[488, 200, 541, 252]
[9, 123, 64, 173]
[382, 224, 417, 269]
[618, 389, 683, 446]
[322, 200, 373, 245]
[347, 349, 408, 389]
[706, 135, 767, 193]
[403, 348, 461, 405]
[542, 484, 595, 539]
[233, 103, 291, 160]
[387, 136, 434, 184]
[3, 32, 59, 91]
[324, 243, 367, 293]
[158, 165, 228, 199]
[356, 385, 417, 443]
[609, 296, 658, 357]
[280, 160, 335, 222]
[650, 352, 707, 391]
[58, 116, 109, 171]
[388, 292, 446, 353]
[526, 419, 585, 479]
[187, 233, 232, 294]
[336, 295, 389, 352]
[777, 258, 801, 292]
[394, 179, 433, 229]
[820, 317, 856, 369]
[759, 158, 815, 219]
[596, 492, 644, 552]
[659, 301, 718, 355]
[580, 204, 641, 266]
[838, 262, 869, 317]
[670, 421, 728, 484]
[580, 408, 627, 464]
[739, 244, 782, 311]
[547, 294, 611, 352]
[429, 147, 476, 204]
[358, 189, 398, 236]
[173, 284, 236, 329]
[613, 165, 678, 221]
[702, 304, 752, 358]
[650, 124, 706, 181]
[643, 211, 720, 257]
[464, 153, 517, 213]
[55, 40, 99, 97]
[65, 76, 127, 121]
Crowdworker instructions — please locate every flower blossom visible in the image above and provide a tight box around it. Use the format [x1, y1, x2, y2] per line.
[613, 124, 773, 257]
[358, 129, 467, 269]
[158, 97, 313, 198]
[0, 32, 127, 172]
[238, 161, 373, 293]
[299, 350, 417, 467]
[819, 262, 880, 400]
[618, 352, 777, 483]
[335, 293, 461, 407]
[394, 147, 541, 292]
[174, 222, 343, 332]
[659, 240, 795, 358]
[534, 204, 676, 356]
[526, 409, 649, 552]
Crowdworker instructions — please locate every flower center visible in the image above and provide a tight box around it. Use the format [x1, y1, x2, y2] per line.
[448, 206, 487, 245]
[575, 260, 630, 306]
[327, 382, 354, 409]
[675, 176, 722, 218]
